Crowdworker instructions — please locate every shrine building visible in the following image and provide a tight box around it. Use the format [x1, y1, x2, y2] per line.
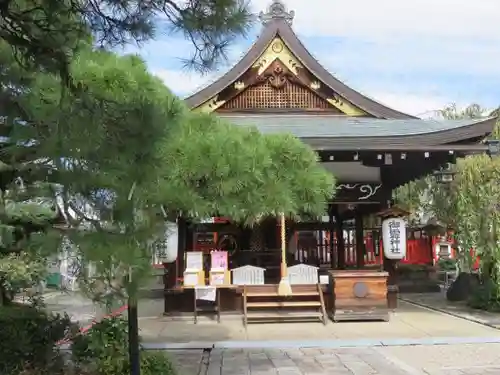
[163, 0, 496, 319]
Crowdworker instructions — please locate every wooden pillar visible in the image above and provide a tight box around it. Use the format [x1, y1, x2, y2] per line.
[428, 235, 434, 265]
[384, 257, 398, 310]
[380, 211, 399, 310]
[335, 212, 345, 269]
[329, 205, 335, 269]
[355, 210, 365, 269]
[163, 262, 176, 290]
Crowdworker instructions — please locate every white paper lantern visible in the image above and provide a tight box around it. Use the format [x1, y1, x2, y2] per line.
[382, 217, 406, 260]
[154, 221, 178, 263]
[164, 221, 179, 262]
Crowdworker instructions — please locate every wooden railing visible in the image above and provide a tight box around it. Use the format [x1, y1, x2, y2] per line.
[292, 234, 435, 268]
[162, 232, 443, 283]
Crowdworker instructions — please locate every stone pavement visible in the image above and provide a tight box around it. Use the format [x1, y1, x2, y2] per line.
[400, 292, 500, 329]
[167, 344, 500, 375]
[42, 290, 165, 323]
[138, 299, 500, 343]
[43, 292, 500, 374]
[42, 292, 500, 343]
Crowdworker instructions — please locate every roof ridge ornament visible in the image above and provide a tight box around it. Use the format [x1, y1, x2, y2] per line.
[259, 0, 295, 27]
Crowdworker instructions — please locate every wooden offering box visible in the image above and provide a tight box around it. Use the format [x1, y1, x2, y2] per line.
[329, 270, 389, 322]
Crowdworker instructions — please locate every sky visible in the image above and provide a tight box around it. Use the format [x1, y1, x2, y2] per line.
[122, 0, 500, 117]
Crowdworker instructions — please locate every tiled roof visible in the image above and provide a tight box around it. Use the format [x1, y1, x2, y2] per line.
[185, 17, 415, 119]
[219, 115, 490, 138]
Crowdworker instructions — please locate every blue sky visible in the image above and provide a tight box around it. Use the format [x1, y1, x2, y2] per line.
[123, 0, 500, 116]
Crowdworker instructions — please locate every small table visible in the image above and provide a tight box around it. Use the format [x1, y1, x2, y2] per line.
[181, 285, 238, 324]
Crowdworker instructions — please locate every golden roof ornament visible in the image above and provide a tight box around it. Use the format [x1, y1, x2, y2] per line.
[259, 0, 295, 26]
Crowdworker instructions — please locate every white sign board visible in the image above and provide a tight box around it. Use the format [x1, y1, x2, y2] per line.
[382, 217, 407, 260]
[288, 264, 319, 285]
[183, 272, 200, 287]
[209, 272, 225, 286]
[231, 265, 265, 285]
[195, 286, 216, 301]
[185, 251, 204, 271]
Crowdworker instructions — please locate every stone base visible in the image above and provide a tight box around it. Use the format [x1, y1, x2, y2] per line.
[330, 308, 389, 322]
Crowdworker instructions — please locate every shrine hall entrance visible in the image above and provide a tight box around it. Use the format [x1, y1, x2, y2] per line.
[184, 202, 386, 286]
[293, 220, 382, 269]
[290, 206, 383, 272]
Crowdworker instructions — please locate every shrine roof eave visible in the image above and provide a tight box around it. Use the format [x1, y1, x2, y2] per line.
[310, 143, 490, 153]
[222, 115, 497, 151]
[184, 18, 415, 119]
[301, 142, 488, 155]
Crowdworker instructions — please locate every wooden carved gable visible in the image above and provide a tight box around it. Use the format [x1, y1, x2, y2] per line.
[219, 60, 338, 112]
[197, 37, 368, 116]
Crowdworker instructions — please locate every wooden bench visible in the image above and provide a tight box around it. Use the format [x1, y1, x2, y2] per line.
[242, 284, 327, 325]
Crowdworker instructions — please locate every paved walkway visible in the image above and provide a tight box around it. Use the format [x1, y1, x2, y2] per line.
[44, 292, 500, 374]
[400, 292, 500, 329]
[43, 291, 500, 343]
[168, 345, 500, 375]
[43, 290, 164, 323]
[138, 300, 500, 343]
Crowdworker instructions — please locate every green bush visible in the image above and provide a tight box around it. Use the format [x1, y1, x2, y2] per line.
[468, 278, 500, 312]
[141, 351, 177, 375]
[437, 258, 457, 271]
[72, 316, 129, 375]
[397, 264, 430, 273]
[0, 304, 74, 375]
[72, 316, 176, 375]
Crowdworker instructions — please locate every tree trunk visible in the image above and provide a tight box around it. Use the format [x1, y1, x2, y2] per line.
[0, 284, 12, 306]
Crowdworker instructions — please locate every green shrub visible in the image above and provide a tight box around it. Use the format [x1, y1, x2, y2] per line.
[72, 316, 177, 375]
[0, 304, 74, 375]
[437, 258, 457, 271]
[72, 316, 129, 375]
[397, 264, 429, 273]
[141, 351, 177, 375]
[468, 278, 500, 312]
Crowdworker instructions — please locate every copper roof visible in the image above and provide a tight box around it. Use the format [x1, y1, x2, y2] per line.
[185, 1, 416, 119]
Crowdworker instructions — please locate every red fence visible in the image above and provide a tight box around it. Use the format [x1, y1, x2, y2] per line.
[361, 237, 434, 266]
[358, 236, 480, 268]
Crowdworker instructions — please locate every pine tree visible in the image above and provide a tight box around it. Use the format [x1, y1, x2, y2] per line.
[0, 173, 60, 305]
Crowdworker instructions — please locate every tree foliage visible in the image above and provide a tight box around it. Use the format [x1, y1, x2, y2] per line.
[0, 0, 253, 82]
[0, 179, 61, 305]
[436, 103, 489, 120]
[0, 0, 334, 306]
[452, 155, 500, 274]
[58, 106, 334, 302]
[0, 40, 335, 304]
[154, 112, 335, 225]
[393, 103, 500, 230]
[0, 42, 188, 304]
[393, 103, 500, 309]
[13, 47, 185, 198]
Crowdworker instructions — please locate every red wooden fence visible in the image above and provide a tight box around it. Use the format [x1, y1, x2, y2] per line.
[360, 236, 434, 266]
